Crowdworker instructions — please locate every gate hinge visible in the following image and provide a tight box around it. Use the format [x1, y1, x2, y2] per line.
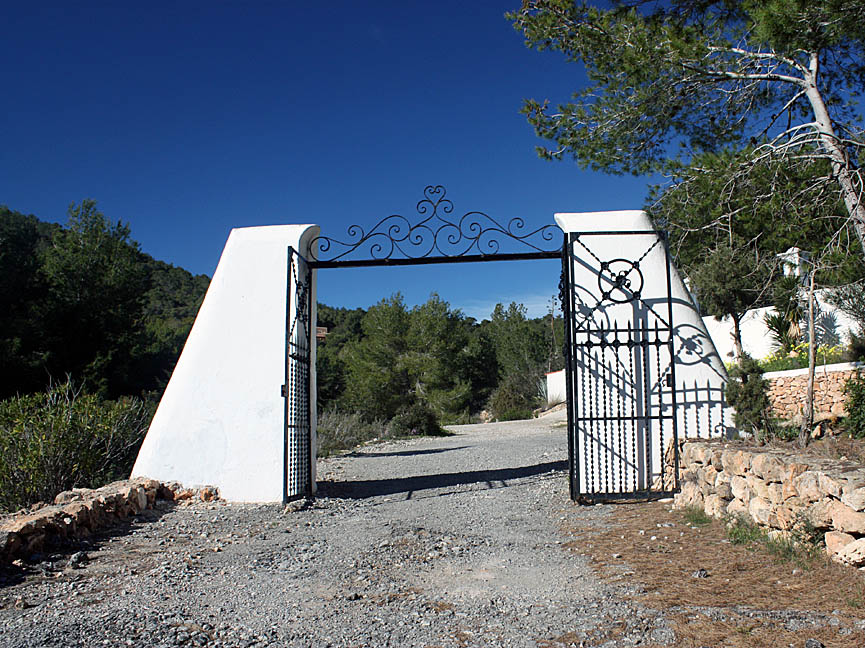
[280, 384, 287, 398]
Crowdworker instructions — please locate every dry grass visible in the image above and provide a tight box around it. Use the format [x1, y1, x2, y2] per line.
[564, 500, 865, 647]
[786, 433, 865, 464]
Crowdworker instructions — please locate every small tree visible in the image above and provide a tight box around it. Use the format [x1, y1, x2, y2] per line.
[725, 355, 772, 439]
[688, 245, 774, 359]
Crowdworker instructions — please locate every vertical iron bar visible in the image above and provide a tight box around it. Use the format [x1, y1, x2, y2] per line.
[628, 321, 637, 492]
[661, 231, 680, 491]
[616, 327, 624, 493]
[588, 340, 596, 495]
[561, 239, 578, 500]
[283, 247, 294, 504]
[642, 321, 651, 492]
[302, 259, 313, 497]
[655, 324, 664, 491]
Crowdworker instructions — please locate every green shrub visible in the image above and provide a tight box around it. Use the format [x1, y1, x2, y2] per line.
[0, 379, 153, 512]
[758, 342, 845, 372]
[682, 505, 712, 527]
[487, 372, 539, 421]
[316, 409, 387, 457]
[843, 373, 865, 439]
[724, 354, 773, 438]
[725, 514, 767, 545]
[387, 401, 444, 438]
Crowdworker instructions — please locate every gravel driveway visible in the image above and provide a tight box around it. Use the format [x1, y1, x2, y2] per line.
[0, 411, 674, 647]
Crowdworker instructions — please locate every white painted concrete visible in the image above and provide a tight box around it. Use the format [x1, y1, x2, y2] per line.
[132, 224, 319, 502]
[545, 370, 566, 404]
[556, 210, 732, 495]
[763, 361, 863, 380]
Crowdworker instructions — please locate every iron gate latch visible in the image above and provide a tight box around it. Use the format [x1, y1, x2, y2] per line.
[281, 384, 287, 397]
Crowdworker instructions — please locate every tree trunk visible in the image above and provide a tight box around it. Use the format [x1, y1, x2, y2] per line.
[802, 55, 865, 256]
[798, 271, 817, 448]
[731, 315, 744, 360]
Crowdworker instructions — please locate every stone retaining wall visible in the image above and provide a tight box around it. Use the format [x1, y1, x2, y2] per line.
[766, 363, 860, 421]
[0, 478, 218, 563]
[674, 440, 865, 567]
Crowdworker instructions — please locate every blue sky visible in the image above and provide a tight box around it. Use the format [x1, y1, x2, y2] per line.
[2, 1, 654, 320]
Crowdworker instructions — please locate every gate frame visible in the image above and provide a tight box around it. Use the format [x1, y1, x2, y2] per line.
[284, 246, 315, 502]
[282, 186, 684, 503]
[561, 229, 681, 502]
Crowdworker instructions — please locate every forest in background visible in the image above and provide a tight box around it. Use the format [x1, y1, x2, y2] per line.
[1, 203, 210, 402]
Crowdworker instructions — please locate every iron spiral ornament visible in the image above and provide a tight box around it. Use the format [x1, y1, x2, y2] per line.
[308, 185, 563, 264]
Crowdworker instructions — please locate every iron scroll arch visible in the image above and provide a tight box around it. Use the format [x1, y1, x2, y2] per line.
[306, 185, 564, 268]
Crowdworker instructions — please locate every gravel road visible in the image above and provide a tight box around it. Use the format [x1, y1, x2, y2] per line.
[0, 411, 674, 647]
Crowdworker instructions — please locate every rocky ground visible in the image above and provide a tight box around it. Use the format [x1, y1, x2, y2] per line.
[0, 411, 858, 647]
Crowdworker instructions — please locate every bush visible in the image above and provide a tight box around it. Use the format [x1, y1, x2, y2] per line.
[316, 409, 387, 457]
[758, 342, 845, 372]
[844, 373, 865, 439]
[387, 401, 444, 438]
[0, 379, 153, 512]
[724, 354, 773, 438]
[487, 372, 539, 421]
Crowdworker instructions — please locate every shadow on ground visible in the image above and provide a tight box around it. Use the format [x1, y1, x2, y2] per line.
[319, 460, 567, 500]
[345, 446, 470, 458]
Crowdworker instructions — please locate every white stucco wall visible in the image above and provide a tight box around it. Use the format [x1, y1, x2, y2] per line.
[132, 224, 318, 502]
[701, 292, 858, 362]
[556, 210, 732, 496]
[546, 370, 566, 404]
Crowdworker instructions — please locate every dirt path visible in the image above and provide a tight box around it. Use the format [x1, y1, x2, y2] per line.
[0, 411, 680, 647]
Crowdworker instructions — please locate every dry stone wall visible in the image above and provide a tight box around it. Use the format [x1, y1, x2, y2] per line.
[0, 478, 219, 563]
[674, 440, 865, 567]
[766, 363, 860, 421]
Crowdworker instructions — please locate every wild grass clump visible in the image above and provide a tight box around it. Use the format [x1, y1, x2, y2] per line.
[724, 514, 822, 569]
[317, 403, 452, 457]
[0, 379, 153, 513]
[682, 505, 712, 527]
[316, 410, 388, 457]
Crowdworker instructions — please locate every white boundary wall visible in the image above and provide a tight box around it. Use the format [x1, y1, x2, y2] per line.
[701, 295, 858, 362]
[132, 224, 318, 502]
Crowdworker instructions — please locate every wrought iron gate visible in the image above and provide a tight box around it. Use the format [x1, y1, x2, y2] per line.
[561, 231, 680, 502]
[283, 246, 313, 502]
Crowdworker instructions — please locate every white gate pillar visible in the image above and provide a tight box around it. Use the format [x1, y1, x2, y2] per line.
[132, 224, 319, 502]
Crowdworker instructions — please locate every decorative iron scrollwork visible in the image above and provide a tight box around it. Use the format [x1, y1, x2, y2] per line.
[308, 185, 563, 263]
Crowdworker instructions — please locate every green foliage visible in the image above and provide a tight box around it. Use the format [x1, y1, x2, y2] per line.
[725, 513, 821, 568]
[759, 342, 845, 373]
[509, 1, 865, 174]
[316, 410, 388, 458]
[340, 293, 491, 426]
[485, 302, 547, 378]
[316, 304, 365, 409]
[690, 244, 772, 320]
[387, 401, 446, 438]
[487, 371, 539, 421]
[724, 354, 772, 436]
[682, 505, 712, 527]
[0, 379, 153, 512]
[0, 203, 209, 400]
[725, 515, 767, 546]
[763, 312, 798, 354]
[843, 373, 865, 439]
